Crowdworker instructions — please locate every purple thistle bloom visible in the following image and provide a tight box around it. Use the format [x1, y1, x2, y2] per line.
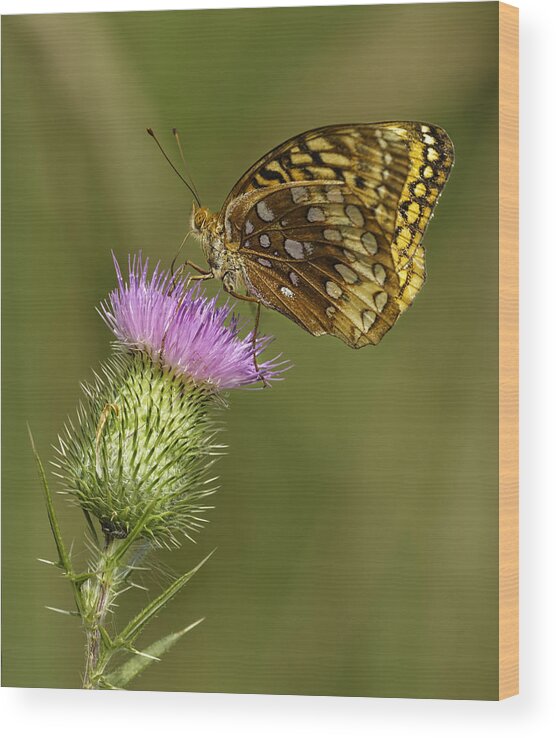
[100, 254, 287, 389]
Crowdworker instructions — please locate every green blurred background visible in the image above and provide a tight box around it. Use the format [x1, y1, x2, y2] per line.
[2, 3, 499, 698]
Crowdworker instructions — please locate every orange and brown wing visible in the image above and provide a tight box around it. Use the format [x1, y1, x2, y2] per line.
[220, 122, 454, 347]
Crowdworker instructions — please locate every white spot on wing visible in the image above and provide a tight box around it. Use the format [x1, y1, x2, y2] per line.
[373, 264, 386, 285]
[324, 228, 342, 242]
[291, 186, 308, 203]
[334, 263, 358, 284]
[245, 220, 254, 235]
[280, 286, 294, 298]
[307, 206, 325, 222]
[259, 234, 271, 248]
[257, 201, 275, 222]
[284, 239, 304, 259]
[325, 280, 343, 299]
[362, 310, 376, 332]
[345, 204, 365, 227]
[326, 187, 344, 203]
[374, 291, 388, 312]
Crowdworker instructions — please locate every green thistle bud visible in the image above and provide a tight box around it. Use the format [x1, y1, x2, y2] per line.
[55, 352, 221, 548]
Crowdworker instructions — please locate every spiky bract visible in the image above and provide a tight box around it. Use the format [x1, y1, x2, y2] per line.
[54, 352, 222, 547]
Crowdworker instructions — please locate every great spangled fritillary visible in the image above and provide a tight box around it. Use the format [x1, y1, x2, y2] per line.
[189, 122, 454, 348]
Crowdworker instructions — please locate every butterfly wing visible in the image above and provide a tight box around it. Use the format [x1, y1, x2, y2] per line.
[220, 122, 454, 347]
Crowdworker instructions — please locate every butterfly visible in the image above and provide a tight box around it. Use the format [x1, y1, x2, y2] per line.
[187, 122, 454, 348]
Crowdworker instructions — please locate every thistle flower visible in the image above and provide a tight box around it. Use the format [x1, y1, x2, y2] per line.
[54, 254, 287, 547]
[100, 254, 284, 389]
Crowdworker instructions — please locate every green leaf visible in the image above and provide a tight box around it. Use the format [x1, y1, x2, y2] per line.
[104, 619, 204, 689]
[28, 425, 74, 577]
[115, 550, 215, 647]
[29, 425, 85, 615]
[96, 678, 119, 690]
[99, 626, 114, 650]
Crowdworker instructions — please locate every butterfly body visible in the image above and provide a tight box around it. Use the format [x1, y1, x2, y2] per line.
[190, 122, 454, 347]
[192, 207, 242, 292]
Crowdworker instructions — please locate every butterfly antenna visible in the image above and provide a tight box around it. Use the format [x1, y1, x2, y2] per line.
[172, 128, 202, 206]
[146, 128, 201, 207]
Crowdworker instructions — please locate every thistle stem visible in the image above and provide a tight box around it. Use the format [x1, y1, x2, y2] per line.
[82, 535, 120, 689]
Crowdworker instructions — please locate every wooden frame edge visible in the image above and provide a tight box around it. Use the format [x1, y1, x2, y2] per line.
[498, 1, 519, 701]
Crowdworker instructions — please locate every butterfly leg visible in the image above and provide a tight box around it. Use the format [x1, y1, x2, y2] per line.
[168, 262, 213, 296]
[183, 261, 213, 279]
[188, 272, 213, 282]
[182, 263, 214, 291]
[225, 288, 268, 387]
[252, 301, 265, 383]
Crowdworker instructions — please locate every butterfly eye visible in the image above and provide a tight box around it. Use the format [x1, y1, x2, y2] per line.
[192, 206, 212, 233]
[191, 207, 202, 232]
